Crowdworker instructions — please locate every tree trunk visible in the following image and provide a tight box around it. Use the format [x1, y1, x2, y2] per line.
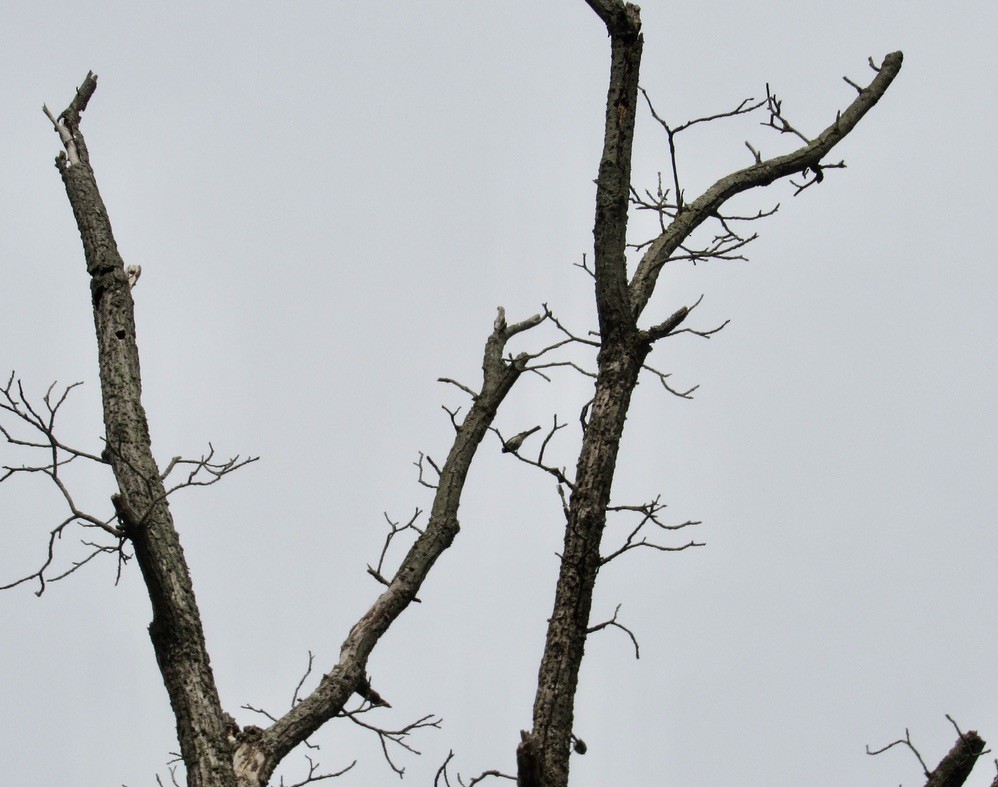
[51, 75, 235, 787]
[522, 4, 645, 784]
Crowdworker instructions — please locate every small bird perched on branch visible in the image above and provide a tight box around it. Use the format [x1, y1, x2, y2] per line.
[502, 425, 541, 453]
[126, 265, 142, 289]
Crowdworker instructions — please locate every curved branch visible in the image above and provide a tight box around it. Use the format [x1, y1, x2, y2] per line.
[629, 51, 903, 318]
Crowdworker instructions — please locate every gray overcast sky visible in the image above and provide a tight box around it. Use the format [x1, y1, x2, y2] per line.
[2, 1, 996, 785]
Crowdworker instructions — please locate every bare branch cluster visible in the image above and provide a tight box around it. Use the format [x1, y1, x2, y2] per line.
[340, 703, 441, 778]
[14, 23, 903, 786]
[367, 509, 424, 593]
[434, 751, 516, 787]
[239, 653, 358, 783]
[0, 372, 258, 595]
[0, 375, 125, 594]
[160, 444, 258, 493]
[601, 496, 703, 565]
[629, 53, 901, 318]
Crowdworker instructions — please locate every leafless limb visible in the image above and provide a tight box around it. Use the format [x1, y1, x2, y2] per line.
[242, 689, 359, 783]
[292, 652, 316, 709]
[536, 415, 566, 468]
[243, 661, 390, 766]
[587, 603, 640, 659]
[0, 516, 128, 596]
[235, 306, 549, 783]
[438, 377, 479, 401]
[639, 298, 729, 397]
[674, 229, 759, 264]
[434, 751, 516, 787]
[525, 360, 597, 383]
[339, 702, 441, 778]
[240, 653, 381, 779]
[629, 174, 678, 235]
[867, 728, 929, 773]
[0, 376, 135, 594]
[47, 538, 130, 583]
[867, 716, 989, 787]
[763, 83, 811, 144]
[278, 754, 356, 786]
[153, 764, 182, 787]
[519, 310, 598, 381]
[414, 452, 441, 489]
[0, 375, 106, 464]
[573, 253, 595, 279]
[628, 51, 903, 321]
[641, 363, 698, 399]
[161, 443, 259, 495]
[435, 752, 456, 787]
[441, 405, 462, 432]
[242, 705, 279, 724]
[542, 309, 601, 351]
[600, 496, 703, 565]
[644, 296, 729, 347]
[367, 509, 424, 598]
[640, 87, 766, 213]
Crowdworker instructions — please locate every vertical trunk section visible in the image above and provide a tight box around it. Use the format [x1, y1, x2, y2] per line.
[53, 80, 234, 787]
[521, 5, 644, 785]
[523, 340, 647, 787]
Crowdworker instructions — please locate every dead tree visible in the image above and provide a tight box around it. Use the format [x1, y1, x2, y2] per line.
[3, 1, 902, 785]
[867, 717, 990, 787]
[515, 3, 902, 785]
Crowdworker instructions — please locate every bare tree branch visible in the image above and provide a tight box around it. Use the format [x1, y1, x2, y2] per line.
[235, 307, 547, 783]
[629, 51, 903, 318]
[278, 755, 355, 786]
[367, 509, 424, 595]
[434, 751, 517, 787]
[340, 704, 441, 777]
[45, 71, 247, 785]
[587, 603, 640, 659]
[867, 717, 988, 787]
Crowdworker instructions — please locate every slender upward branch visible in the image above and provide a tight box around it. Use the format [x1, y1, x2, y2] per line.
[628, 52, 903, 318]
[589, 1, 643, 343]
[237, 308, 546, 785]
[520, 4, 902, 785]
[47, 73, 235, 786]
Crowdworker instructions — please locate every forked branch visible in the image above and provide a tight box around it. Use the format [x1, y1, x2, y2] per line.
[629, 51, 903, 318]
[234, 307, 548, 783]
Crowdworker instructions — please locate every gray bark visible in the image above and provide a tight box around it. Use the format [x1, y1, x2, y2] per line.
[924, 731, 986, 787]
[51, 73, 235, 787]
[519, 3, 903, 785]
[48, 76, 541, 786]
[43, 4, 904, 779]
